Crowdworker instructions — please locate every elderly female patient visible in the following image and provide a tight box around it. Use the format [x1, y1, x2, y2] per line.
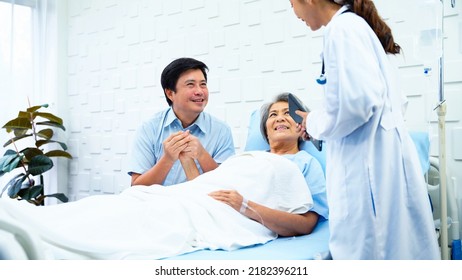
[182, 92, 328, 236]
[0, 93, 327, 260]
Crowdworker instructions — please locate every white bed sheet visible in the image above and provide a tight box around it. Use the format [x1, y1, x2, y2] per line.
[0, 151, 313, 260]
[166, 219, 330, 260]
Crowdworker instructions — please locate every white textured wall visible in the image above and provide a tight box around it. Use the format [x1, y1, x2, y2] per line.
[64, 0, 462, 226]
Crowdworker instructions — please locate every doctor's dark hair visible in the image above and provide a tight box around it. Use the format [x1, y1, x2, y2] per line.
[335, 0, 401, 54]
[259, 92, 308, 146]
[160, 57, 209, 106]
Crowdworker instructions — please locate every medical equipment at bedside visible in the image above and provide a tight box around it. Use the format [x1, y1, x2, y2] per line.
[415, 0, 458, 260]
[316, 60, 326, 85]
[316, 9, 352, 86]
[426, 156, 461, 260]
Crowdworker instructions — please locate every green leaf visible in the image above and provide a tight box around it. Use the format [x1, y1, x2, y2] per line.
[44, 150, 73, 159]
[3, 150, 17, 156]
[3, 133, 33, 148]
[37, 128, 54, 140]
[2, 117, 32, 132]
[45, 193, 69, 203]
[18, 185, 43, 200]
[21, 148, 44, 161]
[36, 139, 68, 150]
[36, 121, 65, 131]
[2, 155, 23, 172]
[26, 104, 48, 112]
[0, 152, 21, 172]
[18, 111, 34, 119]
[7, 174, 27, 198]
[14, 128, 29, 137]
[1, 173, 25, 197]
[0, 152, 22, 177]
[35, 112, 63, 125]
[0, 154, 16, 170]
[19, 177, 35, 188]
[27, 155, 53, 176]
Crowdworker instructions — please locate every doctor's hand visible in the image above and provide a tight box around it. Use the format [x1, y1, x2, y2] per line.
[295, 110, 310, 141]
[162, 130, 191, 162]
[208, 190, 243, 213]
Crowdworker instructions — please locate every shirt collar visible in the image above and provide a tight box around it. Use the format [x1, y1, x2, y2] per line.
[165, 107, 178, 127]
[164, 107, 207, 134]
[324, 5, 350, 31]
[333, 5, 350, 20]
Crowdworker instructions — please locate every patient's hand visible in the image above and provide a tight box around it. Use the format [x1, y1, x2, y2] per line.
[179, 133, 219, 175]
[179, 153, 199, 180]
[180, 134, 205, 160]
[208, 190, 243, 212]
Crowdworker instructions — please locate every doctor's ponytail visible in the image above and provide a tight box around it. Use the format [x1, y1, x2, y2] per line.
[339, 0, 401, 54]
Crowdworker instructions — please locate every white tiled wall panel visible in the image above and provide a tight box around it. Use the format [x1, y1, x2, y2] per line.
[453, 128, 462, 160]
[65, 0, 462, 216]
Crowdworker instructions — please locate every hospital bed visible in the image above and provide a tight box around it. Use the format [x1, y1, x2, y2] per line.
[167, 111, 433, 260]
[164, 110, 330, 260]
[0, 111, 432, 260]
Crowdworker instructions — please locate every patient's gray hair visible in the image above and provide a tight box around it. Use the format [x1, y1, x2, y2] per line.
[259, 92, 309, 145]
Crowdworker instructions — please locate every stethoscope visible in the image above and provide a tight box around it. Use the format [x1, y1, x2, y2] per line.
[316, 9, 353, 86]
[316, 60, 326, 85]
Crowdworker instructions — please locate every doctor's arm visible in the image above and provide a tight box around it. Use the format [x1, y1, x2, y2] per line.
[307, 28, 385, 140]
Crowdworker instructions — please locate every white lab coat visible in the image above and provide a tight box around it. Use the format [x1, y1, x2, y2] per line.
[307, 7, 440, 259]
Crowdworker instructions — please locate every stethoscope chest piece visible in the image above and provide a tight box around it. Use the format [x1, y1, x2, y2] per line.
[316, 74, 326, 85]
[316, 59, 326, 85]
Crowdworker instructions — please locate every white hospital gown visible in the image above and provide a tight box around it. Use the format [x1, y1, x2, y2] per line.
[306, 7, 440, 259]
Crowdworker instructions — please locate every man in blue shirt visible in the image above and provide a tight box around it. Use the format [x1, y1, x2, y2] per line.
[128, 58, 235, 186]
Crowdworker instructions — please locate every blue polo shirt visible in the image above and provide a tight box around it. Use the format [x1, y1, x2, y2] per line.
[128, 107, 235, 186]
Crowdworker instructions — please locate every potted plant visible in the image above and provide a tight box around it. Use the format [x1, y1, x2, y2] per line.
[0, 104, 72, 205]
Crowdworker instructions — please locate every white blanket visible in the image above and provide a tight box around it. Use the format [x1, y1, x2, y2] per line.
[0, 151, 313, 259]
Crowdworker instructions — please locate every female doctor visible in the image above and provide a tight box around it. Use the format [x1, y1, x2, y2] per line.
[289, 0, 440, 259]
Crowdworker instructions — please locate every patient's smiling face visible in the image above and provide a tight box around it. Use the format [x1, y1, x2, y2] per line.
[266, 101, 300, 149]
